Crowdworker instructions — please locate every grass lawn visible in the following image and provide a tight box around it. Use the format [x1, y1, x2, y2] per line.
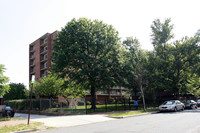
[0, 122, 50, 133]
[0, 117, 21, 122]
[46, 103, 140, 114]
[107, 109, 158, 117]
[0, 116, 52, 133]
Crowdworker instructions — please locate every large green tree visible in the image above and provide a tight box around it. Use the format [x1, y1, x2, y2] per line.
[62, 80, 87, 98]
[149, 18, 175, 100]
[151, 18, 174, 60]
[123, 37, 148, 111]
[52, 18, 121, 109]
[149, 18, 200, 100]
[33, 72, 65, 98]
[4, 83, 28, 100]
[167, 37, 200, 98]
[0, 64, 10, 96]
[122, 37, 140, 98]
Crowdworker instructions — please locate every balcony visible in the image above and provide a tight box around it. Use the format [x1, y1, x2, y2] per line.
[40, 39, 48, 46]
[40, 64, 48, 70]
[30, 54, 35, 59]
[96, 90, 121, 96]
[30, 62, 35, 67]
[30, 69, 35, 74]
[40, 55, 48, 62]
[40, 71, 48, 77]
[40, 47, 48, 54]
[30, 47, 35, 53]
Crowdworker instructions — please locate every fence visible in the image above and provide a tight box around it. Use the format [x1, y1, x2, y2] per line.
[85, 98, 136, 113]
[4, 97, 145, 115]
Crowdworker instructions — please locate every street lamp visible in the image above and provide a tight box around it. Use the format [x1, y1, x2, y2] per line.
[27, 75, 35, 125]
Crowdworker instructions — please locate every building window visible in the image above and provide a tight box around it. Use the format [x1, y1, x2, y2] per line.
[51, 34, 54, 39]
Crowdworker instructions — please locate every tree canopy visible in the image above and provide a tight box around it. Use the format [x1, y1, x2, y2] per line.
[33, 72, 65, 98]
[123, 37, 149, 110]
[52, 18, 122, 109]
[0, 64, 10, 96]
[4, 83, 28, 100]
[148, 18, 200, 100]
[47, 17, 200, 110]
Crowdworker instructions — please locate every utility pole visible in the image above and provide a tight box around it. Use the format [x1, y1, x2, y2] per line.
[28, 75, 35, 125]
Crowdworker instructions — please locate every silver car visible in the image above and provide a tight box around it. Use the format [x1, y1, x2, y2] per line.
[159, 100, 185, 112]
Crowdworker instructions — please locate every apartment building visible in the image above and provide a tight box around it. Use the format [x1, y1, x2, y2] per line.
[29, 31, 129, 99]
[29, 31, 58, 82]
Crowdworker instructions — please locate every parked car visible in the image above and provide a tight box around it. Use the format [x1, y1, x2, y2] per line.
[2, 106, 15, 117]
[182, 100, 197, 109]
[197, 99, 200, 107]
[159, 100, 185, 112]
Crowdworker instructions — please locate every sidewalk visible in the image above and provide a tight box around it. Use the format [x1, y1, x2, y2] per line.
[0, 120, 27, 127]
[13, 113, 115, 128]
[1, 110, 156, 128]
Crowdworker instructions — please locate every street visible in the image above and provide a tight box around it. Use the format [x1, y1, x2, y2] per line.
[39, 109, 200, 133]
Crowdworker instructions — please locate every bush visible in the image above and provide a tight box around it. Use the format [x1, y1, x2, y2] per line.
[86, 101, 91, 105]
[61, 101, 69, 108]
[4, 99, 28, 110]
[77, 101, 85, 106]
[108, 99, 116, 104]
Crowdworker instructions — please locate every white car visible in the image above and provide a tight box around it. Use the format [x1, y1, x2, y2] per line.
[159, 100, 185, 112]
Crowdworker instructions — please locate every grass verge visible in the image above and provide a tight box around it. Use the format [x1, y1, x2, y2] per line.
[107, 110, 157, 117]
[0, 122, 51, 133]
[0, 117, 23, 122]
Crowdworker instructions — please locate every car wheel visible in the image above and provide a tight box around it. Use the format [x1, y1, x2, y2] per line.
[2, 112, 6, 117]
[11, 112, 14, 117]
[174, 107, 177, 112]
[191, 105, 197, 109]
[6, 111, 12, 117]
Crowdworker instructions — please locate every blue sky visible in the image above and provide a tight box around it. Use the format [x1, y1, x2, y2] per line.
[1, 0, 200, 89]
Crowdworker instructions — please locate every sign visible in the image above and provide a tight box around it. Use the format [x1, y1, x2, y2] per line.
[31, 75, 35, 83]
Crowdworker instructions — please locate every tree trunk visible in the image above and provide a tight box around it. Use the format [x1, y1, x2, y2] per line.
[107, 85, 111, 100]
[139, 81, 146, 111]
[176, 88, 180, 100]
[91, 85, 97, 110]
[134, 91, 137, 100]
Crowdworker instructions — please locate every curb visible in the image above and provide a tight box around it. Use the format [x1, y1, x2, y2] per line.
[11, 129, 37, 133]
[107, 111, 158, 119]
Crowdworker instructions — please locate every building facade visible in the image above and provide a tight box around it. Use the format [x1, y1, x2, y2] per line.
[29, 31, 58, 82]
[29, 31, 129, 99]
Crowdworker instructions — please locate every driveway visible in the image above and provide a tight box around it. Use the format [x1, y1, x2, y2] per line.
[14, 113, 115, 128]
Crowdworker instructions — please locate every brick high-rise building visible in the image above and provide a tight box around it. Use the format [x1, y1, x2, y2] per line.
[29, 31, 58, 82]
[29, 30, 128, 99]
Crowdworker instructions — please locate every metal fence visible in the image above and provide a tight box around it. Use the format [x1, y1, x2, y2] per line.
[4, 97, 142, 115]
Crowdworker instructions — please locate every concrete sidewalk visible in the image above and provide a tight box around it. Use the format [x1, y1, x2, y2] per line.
[14, 113, 115, 128]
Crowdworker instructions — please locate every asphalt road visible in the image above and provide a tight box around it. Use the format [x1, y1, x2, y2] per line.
[40, 109, 200, 133]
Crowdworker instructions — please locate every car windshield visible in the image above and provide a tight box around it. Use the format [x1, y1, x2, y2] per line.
[184, 100, 191, 104]
[5, 106, 11, 110]
[162, 101, 175, 105]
